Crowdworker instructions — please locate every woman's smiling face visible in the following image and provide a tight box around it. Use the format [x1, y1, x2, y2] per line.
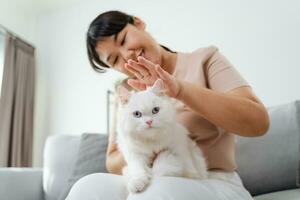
[95, 17, 162, 76]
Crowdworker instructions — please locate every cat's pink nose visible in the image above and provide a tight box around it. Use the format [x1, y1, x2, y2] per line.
[146, 120, 153, 126]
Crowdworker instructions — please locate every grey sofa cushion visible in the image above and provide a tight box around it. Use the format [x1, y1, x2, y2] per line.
[236, 100, 300, 196]
[59, 133, 108, 200]
[254, 188, 300, 200]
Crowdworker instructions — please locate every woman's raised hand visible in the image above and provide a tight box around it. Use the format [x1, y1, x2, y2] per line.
[125, 56, 181, 98]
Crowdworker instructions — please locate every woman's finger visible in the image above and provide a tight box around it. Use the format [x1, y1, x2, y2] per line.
[155, 64, 170, 81]
[127, 79, 147, 91]
[137, 56, 157, 76]
[137, 56, 155, 67]
[128, 59, 150, 77]
[125, 63, 143, 79]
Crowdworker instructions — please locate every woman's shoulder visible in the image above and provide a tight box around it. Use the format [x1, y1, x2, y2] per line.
[191, 45, 219, 58]
[180, 45, 220, 66]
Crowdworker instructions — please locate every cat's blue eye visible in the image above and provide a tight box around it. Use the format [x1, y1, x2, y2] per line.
[133, 111, 142, 118]
[152, 107, 160, 114]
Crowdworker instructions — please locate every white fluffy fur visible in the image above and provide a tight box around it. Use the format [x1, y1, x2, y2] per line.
[116, 80, 208, 193]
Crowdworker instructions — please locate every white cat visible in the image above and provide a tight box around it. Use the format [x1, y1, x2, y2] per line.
[116, 79, 208, 193]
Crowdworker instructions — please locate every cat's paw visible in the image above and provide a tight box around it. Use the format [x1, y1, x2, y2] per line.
[127, 173, 151, 193]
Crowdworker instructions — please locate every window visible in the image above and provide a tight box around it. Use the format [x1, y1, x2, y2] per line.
[0, 33, 5, 96]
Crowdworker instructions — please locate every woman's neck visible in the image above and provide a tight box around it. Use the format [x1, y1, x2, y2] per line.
[160, 47, 178, 75]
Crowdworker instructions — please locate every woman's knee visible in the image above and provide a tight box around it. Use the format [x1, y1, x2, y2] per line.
[127, 177, 217, 200]
[66, 173, 128, 200]
[127, 177, 189, 200]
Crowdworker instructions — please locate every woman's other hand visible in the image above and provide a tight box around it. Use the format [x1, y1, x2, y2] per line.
[125, 56, 181, 98]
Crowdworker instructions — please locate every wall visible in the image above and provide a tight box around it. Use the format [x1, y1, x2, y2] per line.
[0, 0, 37, 44]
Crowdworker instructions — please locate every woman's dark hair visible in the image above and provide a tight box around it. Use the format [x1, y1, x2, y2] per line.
[86, 10, 175, 73]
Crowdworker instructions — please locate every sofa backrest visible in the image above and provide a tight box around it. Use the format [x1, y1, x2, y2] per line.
[236, 100, 300, 196]
[43, 134, 81, 200]
[43, 100, 300, 198]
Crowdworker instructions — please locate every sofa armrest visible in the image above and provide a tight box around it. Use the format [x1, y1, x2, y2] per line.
[0, 168, 44, 200]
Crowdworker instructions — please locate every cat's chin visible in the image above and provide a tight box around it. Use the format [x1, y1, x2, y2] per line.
[143, 127, 160, 132]
[134, 127, 161, 136]
[135, 125, 159, 131]
[146, 126, 157, 129]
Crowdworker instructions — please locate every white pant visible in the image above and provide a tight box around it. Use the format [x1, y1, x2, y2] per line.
[66, 171, 254, 200]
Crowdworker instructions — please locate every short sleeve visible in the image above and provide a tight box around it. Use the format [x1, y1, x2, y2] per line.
[204, 46, 251, 93]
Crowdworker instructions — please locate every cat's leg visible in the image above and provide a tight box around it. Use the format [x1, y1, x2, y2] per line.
[181, 151, 208, 179]
[152, 150, 184, 177]
[123, 154, 152, 193]
[184, 140, 208, 179]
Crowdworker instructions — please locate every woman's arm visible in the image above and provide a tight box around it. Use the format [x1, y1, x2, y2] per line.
[106, 84, 128, 175]
[125, 54, 270, 137]
[176, 81, 269, 137]
[106, 141, 127, 175]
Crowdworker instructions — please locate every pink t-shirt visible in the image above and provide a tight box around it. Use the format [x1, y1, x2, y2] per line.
[109, 45, 251, 172]
[172, 45, 251, 171]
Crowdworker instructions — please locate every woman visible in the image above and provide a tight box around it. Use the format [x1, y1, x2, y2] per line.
[66, 10, 269, 200]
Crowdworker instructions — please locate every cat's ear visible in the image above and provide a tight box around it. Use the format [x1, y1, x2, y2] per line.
[116, 85, 131, 105]
[151, 79, 165, 96]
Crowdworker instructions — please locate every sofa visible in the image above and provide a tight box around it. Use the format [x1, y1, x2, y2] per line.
[0, 100, 299, 200]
